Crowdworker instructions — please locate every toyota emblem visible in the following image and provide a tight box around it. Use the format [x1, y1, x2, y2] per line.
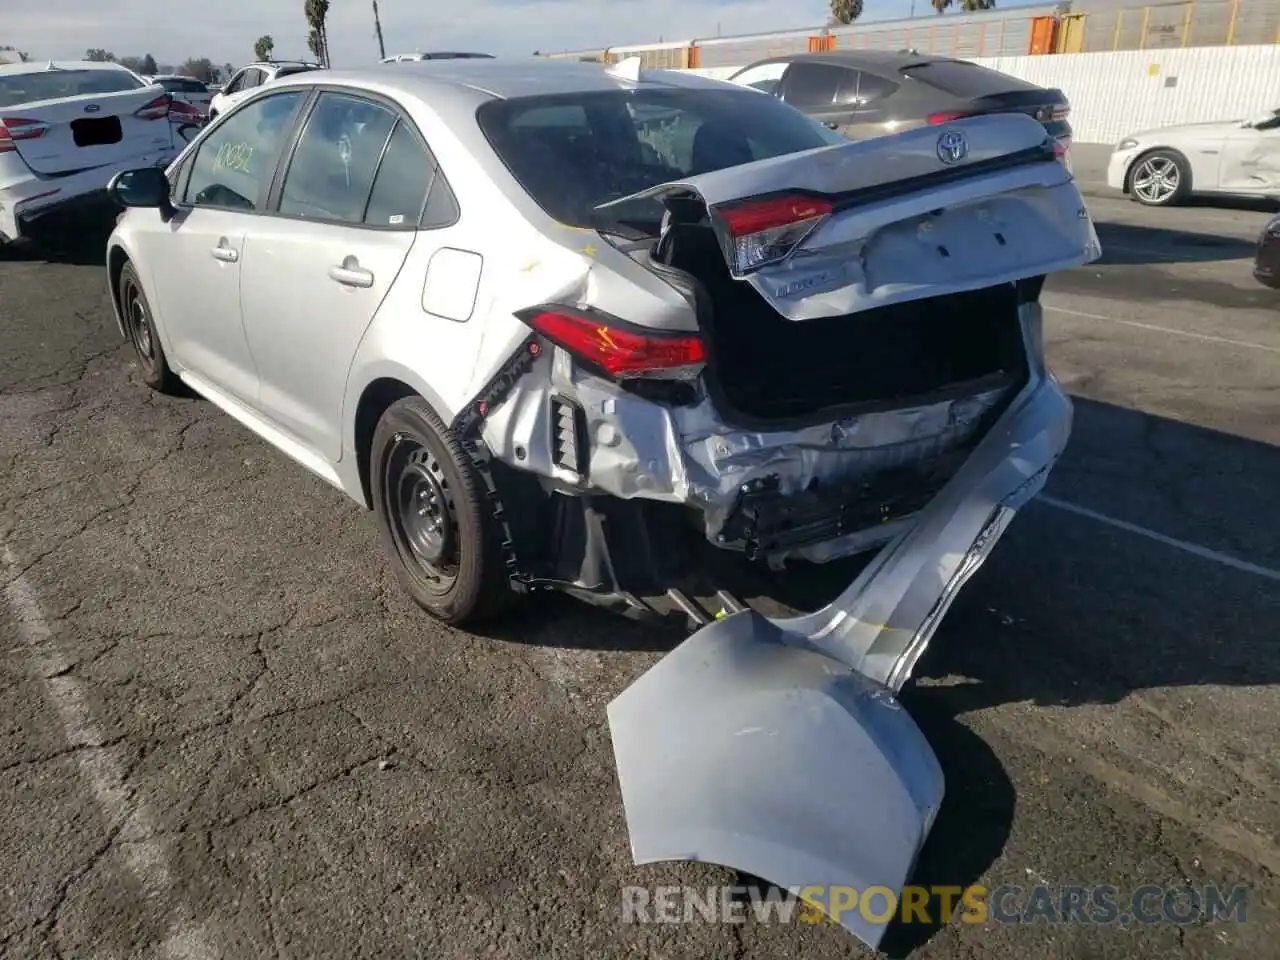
[936, 130, 968, 165]
[84, 103, 101, 113]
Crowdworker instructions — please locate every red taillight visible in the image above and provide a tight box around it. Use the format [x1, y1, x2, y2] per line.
[1053, 138, 1070, 159]
[517, 307, 705, 378]
[712, 193, 832, 276]
[0, 117, 50, 153]
[927, 110, 974, 125]
[718, 195, 832, 236]
[134, 94, 171, 121]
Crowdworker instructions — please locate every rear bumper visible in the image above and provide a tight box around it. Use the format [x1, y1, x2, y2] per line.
[0, 147, 176, 242]
[606, 370, 1070, 951]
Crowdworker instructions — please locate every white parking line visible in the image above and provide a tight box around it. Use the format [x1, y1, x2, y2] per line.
[1037, 496, 1280, 583]
[2, 545, 221, 959]
[1044, 303, 1280, 355]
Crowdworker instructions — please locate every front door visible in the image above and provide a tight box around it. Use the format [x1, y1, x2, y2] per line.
[144, 88, 309, 404]
[239, 91, 435, 458]
[1220, 117, 1280, 195]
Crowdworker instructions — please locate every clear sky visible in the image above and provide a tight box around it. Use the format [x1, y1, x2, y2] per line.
[2, 0, 1043, 68]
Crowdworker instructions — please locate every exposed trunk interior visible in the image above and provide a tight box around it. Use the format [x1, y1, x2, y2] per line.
[652, 222, 1029, 426]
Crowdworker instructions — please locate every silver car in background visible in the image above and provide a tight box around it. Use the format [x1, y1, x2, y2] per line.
[104, 57, 1099, 949]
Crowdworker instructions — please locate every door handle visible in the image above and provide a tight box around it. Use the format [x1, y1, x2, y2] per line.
[328, 262, 374, 288]
[211, 243, 238, 263]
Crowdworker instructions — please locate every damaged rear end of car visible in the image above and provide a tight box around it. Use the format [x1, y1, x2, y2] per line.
[463, 82, 1099, 951]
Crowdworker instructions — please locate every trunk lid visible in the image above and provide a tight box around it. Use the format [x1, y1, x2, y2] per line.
[938, 89, 1072, 143]
[0, 78, 174, 175]
[598, 112, 1100, 322]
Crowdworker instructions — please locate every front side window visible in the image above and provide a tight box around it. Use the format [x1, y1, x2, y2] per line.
[478, 88, 843, 233]
[0, 69, 142, 108]
[184, 91, 306, 210]
[278, 92, 398, 224]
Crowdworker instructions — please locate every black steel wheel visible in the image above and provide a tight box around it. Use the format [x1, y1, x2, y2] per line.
[118, 262, 181, 393]
[370, 395, 513, 625]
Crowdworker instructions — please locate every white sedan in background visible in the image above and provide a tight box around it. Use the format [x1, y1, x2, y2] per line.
[1107, 106, 1280, 206]
[0, 59, 178, 242]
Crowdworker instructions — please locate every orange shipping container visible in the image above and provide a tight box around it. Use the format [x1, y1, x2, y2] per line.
[1029, 16, 1058, 54]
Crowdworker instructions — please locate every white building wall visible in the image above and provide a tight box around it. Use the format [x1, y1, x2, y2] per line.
[680, 45, 1280, 144]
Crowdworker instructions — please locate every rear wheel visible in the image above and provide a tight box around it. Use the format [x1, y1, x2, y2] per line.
[1129, 150, 1190, 206]
[370, 395, 513, 626]
[118, 262, 182, 394]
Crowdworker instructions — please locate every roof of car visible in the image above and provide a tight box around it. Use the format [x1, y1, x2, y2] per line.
[0, 59, 136, 77]
[274, 57, 726, 101]
[738, 50, 969, 72]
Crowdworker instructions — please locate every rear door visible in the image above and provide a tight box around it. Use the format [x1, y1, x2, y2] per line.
[777, 62, 856, 134]
[238, 89, 431, 458]
[0, 67, 173, 174]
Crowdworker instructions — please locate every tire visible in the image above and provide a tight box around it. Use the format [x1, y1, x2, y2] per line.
[118, 262, 182, 394]
[1128, 149, 1191, 207]
[370, 395, 514, 626]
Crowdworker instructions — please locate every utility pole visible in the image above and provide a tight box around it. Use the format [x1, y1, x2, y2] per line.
[372, 0, 386, 60]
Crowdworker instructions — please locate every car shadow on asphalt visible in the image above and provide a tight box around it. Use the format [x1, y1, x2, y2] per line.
[0, 216, 117, 267]
[1093, 221, 1259, 265]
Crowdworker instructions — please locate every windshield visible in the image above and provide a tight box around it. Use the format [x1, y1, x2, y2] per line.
[0, 68, 143, 108]
[477, 87, 844, 233]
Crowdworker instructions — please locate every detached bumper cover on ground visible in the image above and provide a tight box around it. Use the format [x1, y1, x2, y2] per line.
[608, 367, 1072, 950]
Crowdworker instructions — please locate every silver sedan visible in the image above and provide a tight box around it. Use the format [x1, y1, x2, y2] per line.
[103, 56, 1099, 949]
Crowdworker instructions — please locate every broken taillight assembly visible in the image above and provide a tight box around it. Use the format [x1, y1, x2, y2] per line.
[167, 99, 201, 121]
[0, 117, 50, 153]
[516, 305, 705, 379]
[711, 193, 833, 277]
[134, 94, 172, 121]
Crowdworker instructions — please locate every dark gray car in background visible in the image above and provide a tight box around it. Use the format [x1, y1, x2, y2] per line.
[728, 50, 1074, 166]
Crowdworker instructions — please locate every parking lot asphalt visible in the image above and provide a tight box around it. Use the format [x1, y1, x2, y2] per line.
[1, 191, 1278, 960]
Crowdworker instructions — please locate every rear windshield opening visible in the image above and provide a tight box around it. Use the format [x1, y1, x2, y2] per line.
[476, 87, 844, 235]
[902, 60, 1040, 98]
[0, 69, 143, 109]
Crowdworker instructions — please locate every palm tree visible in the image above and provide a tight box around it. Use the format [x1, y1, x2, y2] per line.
[829, 0, 864, 24]
[254, 35, 275, 62]
[304, 0, 331, 66]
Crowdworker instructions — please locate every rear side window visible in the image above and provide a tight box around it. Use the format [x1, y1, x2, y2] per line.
[853, 72, 899, 104]
[477, 88, 843, 233]
[279, 92, 398, 224]
[363, 122, 435, 227]
[184, 91, 306, 210]
[904, 60, 1034, 97]
[780, 62, 848, 109]
[0, 69, 142, 108]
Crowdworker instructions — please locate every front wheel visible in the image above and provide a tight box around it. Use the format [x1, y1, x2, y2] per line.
[1129, 150, 1190, 206]
[118, 262, 182, 394]
[370, 396, 514, 626]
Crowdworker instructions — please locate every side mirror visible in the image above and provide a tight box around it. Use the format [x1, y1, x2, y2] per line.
[106, 167, 175, 222]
